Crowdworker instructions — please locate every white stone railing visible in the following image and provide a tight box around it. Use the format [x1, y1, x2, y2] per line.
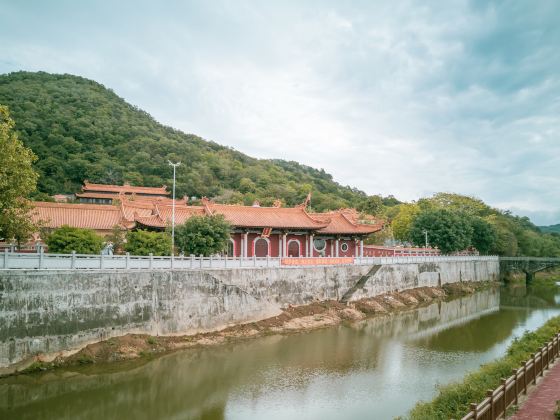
[0, 250, 499, 270]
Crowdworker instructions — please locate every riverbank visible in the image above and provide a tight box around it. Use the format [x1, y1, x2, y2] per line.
[407, 273, 560, 420]
[7, 281, 496, 378]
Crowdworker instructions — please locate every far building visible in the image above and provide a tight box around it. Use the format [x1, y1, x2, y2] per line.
[25, 182, 387, 257]
[75, 181, 172, 204]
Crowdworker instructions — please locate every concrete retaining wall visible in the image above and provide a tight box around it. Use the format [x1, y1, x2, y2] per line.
[0, 258, 499, 369]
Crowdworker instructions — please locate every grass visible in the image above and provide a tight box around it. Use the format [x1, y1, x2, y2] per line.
[555, 400, 560, 419]
[146, 337, 158, 346]
[407, 315, 560, 420]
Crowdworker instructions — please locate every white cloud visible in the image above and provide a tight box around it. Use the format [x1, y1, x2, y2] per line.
[1, 0, 559, 225]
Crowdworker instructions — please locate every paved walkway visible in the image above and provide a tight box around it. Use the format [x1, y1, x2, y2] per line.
[511, 359, 560, 420]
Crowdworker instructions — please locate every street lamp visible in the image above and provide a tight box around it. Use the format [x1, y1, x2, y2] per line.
[168, 161, 181, 255]
[422, 229, 429, 248]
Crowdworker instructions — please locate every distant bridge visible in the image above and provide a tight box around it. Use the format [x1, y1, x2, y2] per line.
[499, 257, 560, 283]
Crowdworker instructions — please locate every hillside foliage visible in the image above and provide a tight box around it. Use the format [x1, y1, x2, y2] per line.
[386, 193, 560, 256]
[0, 71, 393, 212]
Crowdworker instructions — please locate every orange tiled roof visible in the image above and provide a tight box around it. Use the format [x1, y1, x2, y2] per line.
[205, 202, 328, 230]
[31, 202, 131, 230]
[82, 181, 169, 196]
[310, 209, 383, 235]
[76, 192, 123, 200]
[135, 205, 206, 228]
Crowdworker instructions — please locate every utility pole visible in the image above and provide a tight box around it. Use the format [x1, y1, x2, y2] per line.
[168, 161, 181, 256]
[422, 229, 429, 248]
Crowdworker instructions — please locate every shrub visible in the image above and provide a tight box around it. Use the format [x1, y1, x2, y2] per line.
[175, 215, 230, 256]
[45, 225, 103, 254]
[409, 315, 560, 419]
[124, 230, 171, 256]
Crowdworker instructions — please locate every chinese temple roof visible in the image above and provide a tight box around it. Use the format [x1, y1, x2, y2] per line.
[82, 181, 169, 196]
[311, 209, 384, 235]
[31, 202, 132, 230]
[204, 201, 328, 230]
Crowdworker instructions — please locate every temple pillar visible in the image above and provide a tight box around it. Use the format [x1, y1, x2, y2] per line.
[335, 238, 339, 257]
[282, 233, 287, 258]
[243, 232, 248, 258]
[360, 239, 364, 258]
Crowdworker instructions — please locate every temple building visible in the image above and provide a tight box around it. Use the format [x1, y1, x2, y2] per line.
[75, 181, 171, 204]
[27, 183, 384, 258]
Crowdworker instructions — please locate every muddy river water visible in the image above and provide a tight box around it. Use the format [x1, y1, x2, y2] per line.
[1, 284, 559, 420]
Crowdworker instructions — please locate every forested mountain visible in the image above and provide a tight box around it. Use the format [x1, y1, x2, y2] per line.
[0, 71, 378, 211]
[540, 224, 560, 234]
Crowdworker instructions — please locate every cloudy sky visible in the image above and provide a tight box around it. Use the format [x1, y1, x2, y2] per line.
[1, 0, 559, 224]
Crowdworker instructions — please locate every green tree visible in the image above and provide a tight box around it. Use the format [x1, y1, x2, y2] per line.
[358, 195, 384, 215]
[124, 230, 171, 256]
[175, 215, 231, 256]
[391, 203, 421, 242]
[470, 217, 497, 255]
[106, 225, 126, 255]
[410, 209, 473, 254]
[0, 105, 39, 244]
[45, 225, 104, 254]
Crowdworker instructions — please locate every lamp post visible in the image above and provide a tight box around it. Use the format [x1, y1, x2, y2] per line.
[422, 229, 429, 248]
[168, 161, 181, 256]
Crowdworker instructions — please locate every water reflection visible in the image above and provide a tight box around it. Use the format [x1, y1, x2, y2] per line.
[1, 286, 559, 420]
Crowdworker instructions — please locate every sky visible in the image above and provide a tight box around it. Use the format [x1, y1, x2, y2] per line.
[1, 0, 559, 225]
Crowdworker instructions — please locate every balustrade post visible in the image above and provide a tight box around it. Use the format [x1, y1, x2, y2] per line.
[2, 248, 7, 269]
[149, 253, 153, 269]
[532, 354, 537, 384]
[541, 348, 546, 375]
[71, 251, 76, 269]
[225, 255, 228, 268]
[469, 403, 478, 418]
[487, 389, 494, 419]
[38, 248, 44, 269]
[199, 255, 203, 269]
[523, 361, 528, 395]
[266, 255, 269, 267]
[501, 378, 507, 416]
[253, 255, 256, 267]
[100, 252, 104, 269]
[125, 252, 130, 269]
[190, 254, 194, 269]
[513, 368, 519, 405]
[209, 254, 213, 268]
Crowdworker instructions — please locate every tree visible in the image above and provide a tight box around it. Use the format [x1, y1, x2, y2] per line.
[391, 203, 421, 242]
[0, 105, 39, 244]
[175, 215, 231, 256]
[358, 195, 384, 215]
[410, 209, 473, 254]
[124, 230, 171, 256]
[45, 225, 104, 254]
[106, 225, 126, 254]
[470, 217, 497, 255]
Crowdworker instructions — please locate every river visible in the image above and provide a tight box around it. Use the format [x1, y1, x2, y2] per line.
[1, 283, 559, 420]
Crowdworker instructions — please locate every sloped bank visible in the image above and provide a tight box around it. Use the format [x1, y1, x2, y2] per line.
[0, 257, 499, 372]
[13, 281, 497, 376]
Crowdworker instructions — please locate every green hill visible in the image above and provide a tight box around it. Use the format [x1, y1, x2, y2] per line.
[540, 224, 560, 234]
[0, 71, 380, 211]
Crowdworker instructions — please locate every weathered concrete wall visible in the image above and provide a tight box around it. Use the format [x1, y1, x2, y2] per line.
[0, 258, 499, 369]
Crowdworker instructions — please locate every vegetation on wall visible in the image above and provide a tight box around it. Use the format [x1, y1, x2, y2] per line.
[45, 225, 104, 254]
